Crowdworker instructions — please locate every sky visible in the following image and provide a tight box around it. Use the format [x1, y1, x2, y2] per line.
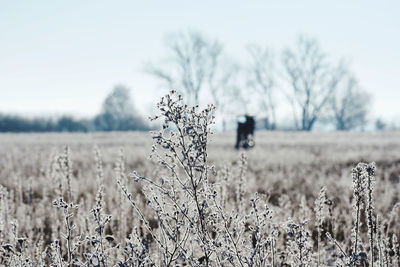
[1, 0, 399, 123]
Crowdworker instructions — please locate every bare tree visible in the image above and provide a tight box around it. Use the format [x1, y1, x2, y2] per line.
[147, 31, 237, 130]
[330, 73, 371, 130]
[208, 60, 240, 130]
[147, 31, 220, 105]
[205, 41, 242, 131]
[282, 36, 345, 131]
[246, 45, 276, 129]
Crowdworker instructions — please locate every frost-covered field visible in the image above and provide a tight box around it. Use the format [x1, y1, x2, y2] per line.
[1, 128, 400, 265]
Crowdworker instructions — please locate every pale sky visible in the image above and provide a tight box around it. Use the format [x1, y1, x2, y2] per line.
[1, 0, 399, 122]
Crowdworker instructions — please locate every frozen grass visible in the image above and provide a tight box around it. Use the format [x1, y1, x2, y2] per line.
[0, 92, 399, 266]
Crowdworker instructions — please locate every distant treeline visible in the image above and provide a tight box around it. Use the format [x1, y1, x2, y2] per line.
[0, 114, 91, 132]
[0, 114, 149, 132]
[0, 86, 150, 133]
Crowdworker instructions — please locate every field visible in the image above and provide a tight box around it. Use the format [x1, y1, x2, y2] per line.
[1, 124, 400, 264]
